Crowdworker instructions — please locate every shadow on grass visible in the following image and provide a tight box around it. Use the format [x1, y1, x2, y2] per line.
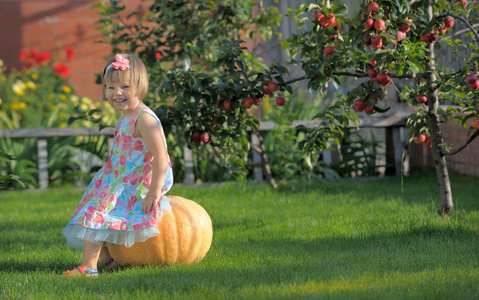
[277, 168, 479, 211]
[1, 223, 477, 283]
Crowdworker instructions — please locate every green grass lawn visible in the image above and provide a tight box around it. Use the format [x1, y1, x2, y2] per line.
[1, 169, 478, 299]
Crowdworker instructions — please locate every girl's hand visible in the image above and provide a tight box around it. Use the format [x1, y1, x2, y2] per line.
[142, 190, 162, 214]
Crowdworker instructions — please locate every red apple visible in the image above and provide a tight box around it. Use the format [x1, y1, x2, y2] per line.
[275, 96, 286, 106]
[268, 82, 278, 92]
[414, 133, 427, 144]
[367, 68, 378, 78]
[223, 99, 232, 112]
[466, 73, 477, 84]
[400, 21, 412, 33]
[263, 85, 271, 95]
[320, 15, 331, 27]
[368, 2, 380, 13]
[325, 46, 335, 55]
[417, 94, 427, 103]
[429, 33, 439, 43]
[364, 33, 372, 45]
[374, 19, 386, 31]
[354, 99, 366, 112]
[469, 80, 479, 90]
[326, 14, 337, 28]
[368, 59, 377, 68]
[191, 130, 201, 144]
[364, 19, 374, 30]
[242, 97, 254, 108]
[420, 34, 430, 43]
[314, 11, 324, 20]
[376, 72, 391, 87]
[254, 97, 262, 105]
[471, 118, 479, 129]
[371, 35, 382, 49]
[444, 16, 455, 28]
[396, 30, 406, 41]
[423, 137, 432, 147]
[200, 132, 211, 144]
[364, 105, 375, 114]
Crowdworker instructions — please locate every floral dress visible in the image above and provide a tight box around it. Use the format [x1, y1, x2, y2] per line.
[61, 107, 173, 250]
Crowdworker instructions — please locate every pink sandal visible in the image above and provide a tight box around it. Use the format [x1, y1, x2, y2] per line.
[63, 266, 99, 277]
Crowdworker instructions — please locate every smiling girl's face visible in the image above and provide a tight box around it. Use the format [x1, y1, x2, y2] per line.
[105, 81, 143, 116]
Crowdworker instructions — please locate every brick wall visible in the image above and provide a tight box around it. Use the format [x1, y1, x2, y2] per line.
[0, 0, 149, 101]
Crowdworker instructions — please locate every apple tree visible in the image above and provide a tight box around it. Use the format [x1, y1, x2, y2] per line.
[286, 0, 479, 217]
[90, 0, 479, 217]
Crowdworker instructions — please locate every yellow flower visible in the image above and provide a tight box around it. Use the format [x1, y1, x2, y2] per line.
[1, 75, 6, 82]
[12, 80, 26, 96]
[95, 101, 102, 108]
[59, 122, 67, 128]
[31, 73, 38, 79]
[76, 136, 84, 142]
[71, 95, 79, 106]
[81, 97, 92, 105]
[79, 103, 89, 112]
[10, 103, 20, 110]
[62, 86, 72, 93]
[0, 59, 3, 67]
[25, 81, 36, 89]
[0, 98, 2, 105]
[11, 120, 16, 126]
[60, 94, 68, 101]
[91, 111, 102, 119]
[51, 105, 57, 110]
[82, 120, 90, 127]
[18, 102, 26, 109]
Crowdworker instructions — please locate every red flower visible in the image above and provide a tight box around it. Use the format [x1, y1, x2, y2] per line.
[19, 49, 27, 61]
[65, 46, 75, 61]
[155, 52, 162, 59]
[35, 51, 51, 65]
[53, 63, 70, 78]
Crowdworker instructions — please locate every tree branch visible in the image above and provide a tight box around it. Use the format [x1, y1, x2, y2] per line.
[442, 23, 479, 40]
[285, 71, 420, 85]
[442, 129, 479, 156]
[446, 14, 479, 41]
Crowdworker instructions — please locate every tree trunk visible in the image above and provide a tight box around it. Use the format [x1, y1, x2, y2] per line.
[250, 131, 277, 189]
[425, 1, 454, 217]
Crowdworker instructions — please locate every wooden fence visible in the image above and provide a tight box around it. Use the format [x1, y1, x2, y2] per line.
[0, 112, 411, 189]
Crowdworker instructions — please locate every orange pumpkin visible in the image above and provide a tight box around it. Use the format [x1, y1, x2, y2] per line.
[107, 196, 213, 266]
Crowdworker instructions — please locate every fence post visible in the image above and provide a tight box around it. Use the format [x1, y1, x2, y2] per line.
[250, 133, 264, 182]
[37, 139, 49, 189]
[183, 145, 195, 185]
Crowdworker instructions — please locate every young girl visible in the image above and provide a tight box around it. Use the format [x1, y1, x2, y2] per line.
[62, 53, 173, 277]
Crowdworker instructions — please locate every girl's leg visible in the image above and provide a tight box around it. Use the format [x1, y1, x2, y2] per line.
[64, 241, 102, 276]
[99, 245, 117, 269]
[81, 240, 103, 270]
[99, 245, 113, 264]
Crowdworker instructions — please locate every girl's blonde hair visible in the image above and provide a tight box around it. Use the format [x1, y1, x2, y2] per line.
[101, 53, 149, 100]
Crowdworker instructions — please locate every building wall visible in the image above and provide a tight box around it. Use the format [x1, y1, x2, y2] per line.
[0, 0, 149, 101]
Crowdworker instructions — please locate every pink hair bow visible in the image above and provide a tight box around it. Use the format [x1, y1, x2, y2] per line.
[110, 54, 130, 71]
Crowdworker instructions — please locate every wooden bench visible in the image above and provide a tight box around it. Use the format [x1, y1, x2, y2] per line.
[0, 111, 411, 189]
